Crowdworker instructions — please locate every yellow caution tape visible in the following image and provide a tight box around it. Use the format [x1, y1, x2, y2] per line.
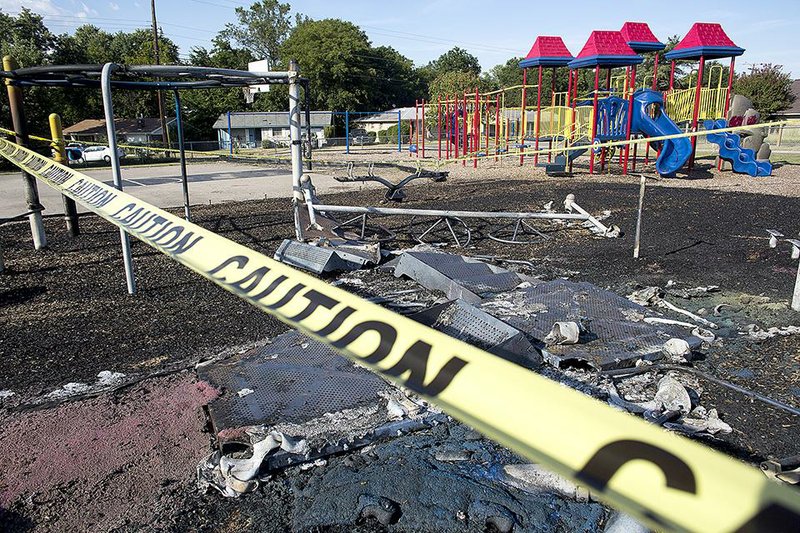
[1, 137, 798, 532]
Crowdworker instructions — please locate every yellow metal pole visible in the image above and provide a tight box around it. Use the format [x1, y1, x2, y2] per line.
[4, 55, 46, 249]
[49, 113, 80, 236]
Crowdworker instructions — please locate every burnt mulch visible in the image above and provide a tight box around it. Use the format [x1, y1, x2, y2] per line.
[1, 177, 797, 395]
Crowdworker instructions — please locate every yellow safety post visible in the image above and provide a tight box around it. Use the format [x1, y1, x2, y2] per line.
[49, 113, 80, 236]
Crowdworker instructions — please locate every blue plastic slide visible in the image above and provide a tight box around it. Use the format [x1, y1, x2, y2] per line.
[703, 119, 771, 177]
[630, 89, 692, 177]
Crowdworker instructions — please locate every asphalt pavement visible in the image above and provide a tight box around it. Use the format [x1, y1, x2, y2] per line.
[0, 160, 364, 218]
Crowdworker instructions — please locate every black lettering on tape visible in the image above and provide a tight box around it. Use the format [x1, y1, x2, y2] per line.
[287, 290, 339, 323]
[264, 282, 305, 310]
[251, 275, 288, 300]
[314, 306, 356, 337]
[229, 266, 271, 293]
[163, 232, 202, 255]
[208, 255, 248, 280]
[384, 340, 468, 396]
[575, 440, 696, 494]
[112, 203, 137, 219]
[332, 320, 397, 364]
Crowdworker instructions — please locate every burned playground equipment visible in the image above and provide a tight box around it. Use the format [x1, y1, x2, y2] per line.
[294, 163, 620, 250]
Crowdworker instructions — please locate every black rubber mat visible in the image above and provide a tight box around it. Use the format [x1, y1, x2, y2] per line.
[198, 330, 390, 434]
[481, 280, 700, 370]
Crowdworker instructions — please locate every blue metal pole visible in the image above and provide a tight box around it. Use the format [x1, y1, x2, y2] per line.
[345, 110, 350, 154]
[398, 110, 402, 152]
[227, 111, 232, 154]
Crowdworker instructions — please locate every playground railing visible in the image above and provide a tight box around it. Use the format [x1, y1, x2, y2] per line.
[664, 87, 728, 123]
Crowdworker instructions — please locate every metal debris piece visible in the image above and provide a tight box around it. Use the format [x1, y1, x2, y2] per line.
[628, 286, 719, 329]
[544, 321, 581, 346]
[654, 375, 692, 414]
[665, 285, 720, 299]
[767, 229, 784, 248]
[273, 239, 373, 274]
[410, 299, 542, 369]
[501, 464, 590, 502]
[394, 251, 526, 304]
[761, 456, 800, 485]
[664, 407, 732, 436]
[740, 324, 800, 340]
[787, 239, 800, 260]
[198, 428, 309, 497]
[662, 338, 692, 363]
[481, 280, 701, 370]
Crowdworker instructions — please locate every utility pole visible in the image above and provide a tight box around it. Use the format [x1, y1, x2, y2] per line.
[151, 0, 168, 147]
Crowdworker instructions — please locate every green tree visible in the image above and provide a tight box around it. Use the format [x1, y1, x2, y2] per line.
[181, 37, 255, 139]
[0, 8, 57, 132]
[279, 18, 418, 111]
[734, 64, 794, 116]
[428, 71, 481, 102]
[425, 47, 481, 78]
[219, 0, 293, 66]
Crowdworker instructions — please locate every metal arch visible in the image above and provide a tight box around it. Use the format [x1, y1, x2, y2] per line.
[331, 213, 396, 243]
[409, 216, 471, 248]
[0, 64, 305, 90]
[488, 219, 551, 245]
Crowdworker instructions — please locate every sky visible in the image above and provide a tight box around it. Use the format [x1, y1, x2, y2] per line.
[2, 0, 799, 77]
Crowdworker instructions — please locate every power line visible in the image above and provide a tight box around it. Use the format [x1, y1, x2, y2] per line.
[360, 24, 521, 54]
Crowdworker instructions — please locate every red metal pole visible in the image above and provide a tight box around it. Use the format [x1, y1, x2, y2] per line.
[669, 60, 675, 90]
[453, 95, 458, 161]
[473, 87, 480, 168]
[623, 65, 637, 175]
[494, 94, 500, 161]
[652, 52, 660, 90]
[421, 99, 426, 158]
[445, 99, 450, 159]
[724, 57, 735, 116]
[462, 93, 467, 166]
[484, 97, 490, 161]
[590, 66, 599, 175]
[689, 56, 705, 169]
[549, 67, 556, 162]
[437, 98, 442, 159]
[520, 68, 527, 165]
[534, 65, 542, 165]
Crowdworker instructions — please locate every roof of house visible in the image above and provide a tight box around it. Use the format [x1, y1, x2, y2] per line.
[665, 23, 744, 60]
[519, 36, 573, 68]
[63, 118, 165, 136]
[620, 22, 665, 53]
[569, 31, 643, 69]
[212, 111, 333, 130]
[773, 79, 800, 116]
[353, 107, 417, 123]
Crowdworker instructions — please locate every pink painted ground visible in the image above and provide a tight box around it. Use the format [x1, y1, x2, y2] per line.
[0, 372, 218, 531]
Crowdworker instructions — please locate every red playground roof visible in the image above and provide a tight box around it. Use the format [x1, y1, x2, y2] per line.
[620, 22, 665, 52]
[576, 31, 638, 58]
[675, 23, 738, 49]
[525, 36, 572, 59]
[519, 36, 573, 68]
[665, 23, 744, 60]
[568, 31, 643, 68]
